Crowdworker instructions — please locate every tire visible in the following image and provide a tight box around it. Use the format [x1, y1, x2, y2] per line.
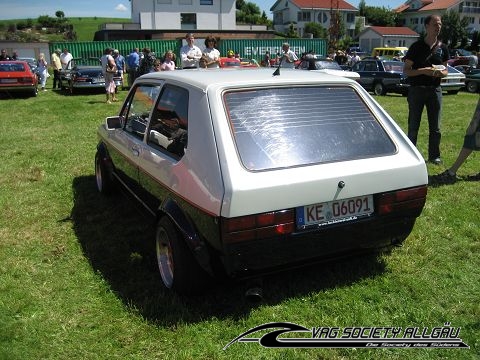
[467, 81, 478, 93]
[155, 216, 211, 294]
[95, 152, 113, 194]
[31, 87, 38, 97]
[373, 82, 386, 96]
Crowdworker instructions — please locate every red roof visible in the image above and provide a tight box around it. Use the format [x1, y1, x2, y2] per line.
[395, 0, 460, 13]
[289, 0, 357, 11]
[368, 26, 419, 36]
[419, 0, 461, 11]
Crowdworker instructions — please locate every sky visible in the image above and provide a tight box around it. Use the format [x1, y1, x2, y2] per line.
[0, 0, 405, 21]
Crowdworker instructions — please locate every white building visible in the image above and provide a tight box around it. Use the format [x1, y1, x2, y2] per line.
[358, 26, 420, 54]
[395, 0, 480, 35]
[270, 0, 358, 38]
[130, 0, 236, 30]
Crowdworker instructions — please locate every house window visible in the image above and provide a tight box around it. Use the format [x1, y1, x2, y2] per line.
[297, 11, 311, 22]
[317, 12, 328, 24]
[346, 13, 355, 23]
[200, 0, 213, 4]
[181, 13, 197, 30]
[157, 0, 172, 4]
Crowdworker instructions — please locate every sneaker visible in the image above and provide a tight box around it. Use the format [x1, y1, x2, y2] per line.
[430, 170, 457, 185]
[428, 157, 442, 165]
[465, 172, 480, 181]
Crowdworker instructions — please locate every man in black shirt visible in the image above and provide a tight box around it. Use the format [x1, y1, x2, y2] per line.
[0, 49, 11, 61]
[403, 14, 449, 165]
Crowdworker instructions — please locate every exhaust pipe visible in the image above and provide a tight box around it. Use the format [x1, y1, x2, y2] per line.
[245, 278, 263, 302]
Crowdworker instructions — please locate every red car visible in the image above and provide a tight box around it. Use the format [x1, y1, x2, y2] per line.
[218, 57, 241, 68]
[0, 61, 38, 97]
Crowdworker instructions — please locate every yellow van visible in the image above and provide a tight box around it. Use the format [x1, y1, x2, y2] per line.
[372, 47, 408, 59]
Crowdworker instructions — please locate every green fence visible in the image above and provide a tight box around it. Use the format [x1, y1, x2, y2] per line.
[49, 38, 327, 63]
[49, 40, 179, 60]
[218, 39, 327, 60]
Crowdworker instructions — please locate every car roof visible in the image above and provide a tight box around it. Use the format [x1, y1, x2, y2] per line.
[136, 68, 356, 91]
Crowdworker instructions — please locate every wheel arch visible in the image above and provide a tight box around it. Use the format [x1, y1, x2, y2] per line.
[157, 197, 213, 275]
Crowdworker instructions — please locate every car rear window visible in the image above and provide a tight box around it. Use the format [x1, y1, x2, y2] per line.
[0, 63, 25, 72]
[224, 86, 396, 171]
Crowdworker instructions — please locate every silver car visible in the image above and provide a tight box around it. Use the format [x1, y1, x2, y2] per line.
[95, 68, 428, 294]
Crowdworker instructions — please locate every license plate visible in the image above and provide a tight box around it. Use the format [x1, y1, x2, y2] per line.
[296, 195, 374, 228]
[1, 79, 17, 83]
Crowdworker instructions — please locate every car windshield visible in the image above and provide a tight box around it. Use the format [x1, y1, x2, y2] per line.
[0, 63, 25, 72]
[71, 58, 101, 67]
[382, 61, 404, 72]
[313, 60, 342, 70]
[224, 86, 396, 171]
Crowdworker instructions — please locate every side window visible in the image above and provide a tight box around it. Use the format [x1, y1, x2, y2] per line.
[364, 62, 378, 71]
[121, 84, 162, 140]
[147, 85, 189, 159]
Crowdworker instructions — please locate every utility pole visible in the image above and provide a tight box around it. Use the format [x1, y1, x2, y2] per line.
[328, 0, 340, 49]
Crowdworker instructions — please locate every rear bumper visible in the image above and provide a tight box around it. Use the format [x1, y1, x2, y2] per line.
[0, 85, 36, 91]
[221, 214, 418, 277]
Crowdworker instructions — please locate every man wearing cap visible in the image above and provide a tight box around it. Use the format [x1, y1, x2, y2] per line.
[180, 33, 202, 69]
[51, 49, 63, 90]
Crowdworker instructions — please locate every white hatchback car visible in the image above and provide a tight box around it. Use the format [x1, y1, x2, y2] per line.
[95, 68, 428, 294]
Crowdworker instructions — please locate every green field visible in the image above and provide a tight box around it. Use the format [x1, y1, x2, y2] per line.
[0, 86, 478, 359]
[0, 17, 130, 42]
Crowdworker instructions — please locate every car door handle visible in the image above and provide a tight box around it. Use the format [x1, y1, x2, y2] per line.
[131, 146, 140, 157]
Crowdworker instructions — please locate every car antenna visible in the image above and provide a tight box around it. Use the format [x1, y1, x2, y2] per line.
[272, 58, 281, 76]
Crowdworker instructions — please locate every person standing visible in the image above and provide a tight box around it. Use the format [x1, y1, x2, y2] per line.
[403, 14, 449, 165]
[0, 49, 11, 61]
[51, 48, 63, 90]
[138, 47, 156, 76]
[279, 42, 298, 68]
[180, 33, 202, 69]
[36, 53, 48, 91]
[430, 97, 480, 184]
[100, 48, 118, 104]
[160, 50, 176, 71]
[60, 48, 73, 70]
[202, 36, 220, 68]
[113, 49, 126, 90]
[126, 47, 139, 87]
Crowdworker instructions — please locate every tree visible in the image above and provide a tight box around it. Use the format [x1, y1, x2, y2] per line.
[55, 11, 65, 19]
[285, 22, 299, 38]
[358, 0, 367, 16]
[440, 10, 469, 49]
[361, 6, 397, 27]
[304, 22, 327, 38]
[236, 0, 271, 27]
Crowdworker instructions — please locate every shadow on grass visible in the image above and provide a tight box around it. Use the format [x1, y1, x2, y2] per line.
[71, 175, 388, 326]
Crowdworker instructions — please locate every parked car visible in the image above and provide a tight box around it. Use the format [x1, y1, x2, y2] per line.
[60, 57, 123, 94]
[350, 58, 409, 95]
[441, 65, 465, 94]
[218, 57, 241, 68]
[346, 46, 367, 58]
[454, 65, 480, 93]
[448, 48, 471, 67]
[296, 57, 360, 80]
[240, 58, 260, 68]
[0, 60, 38, 97]
[95, 69, 428, 294]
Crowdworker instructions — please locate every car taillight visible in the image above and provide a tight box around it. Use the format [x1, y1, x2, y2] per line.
[19, 77, 33, 83]
[377, 186, 427, 215]
[221, 209, 295, 244]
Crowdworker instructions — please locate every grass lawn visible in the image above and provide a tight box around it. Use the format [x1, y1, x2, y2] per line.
[0, 86, 478, 360]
